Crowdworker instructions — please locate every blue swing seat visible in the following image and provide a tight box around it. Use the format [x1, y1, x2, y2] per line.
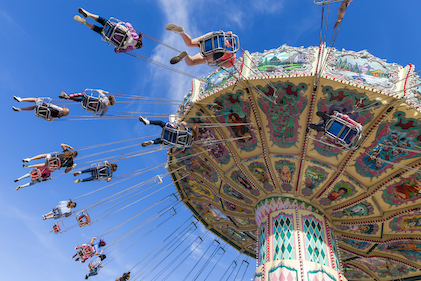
[324, 114, 362, 150]
[200, 31, 239, 66]
[101, 17, 129, 50]
[161, 124, 194, 149]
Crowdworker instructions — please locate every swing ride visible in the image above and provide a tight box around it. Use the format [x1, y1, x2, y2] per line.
[10, 1, 421, 280]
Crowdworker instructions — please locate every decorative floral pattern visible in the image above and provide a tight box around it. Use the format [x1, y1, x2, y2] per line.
[389, 212, 421, 232]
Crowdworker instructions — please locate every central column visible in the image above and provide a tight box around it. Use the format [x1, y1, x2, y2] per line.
[253, 197, 344, 281]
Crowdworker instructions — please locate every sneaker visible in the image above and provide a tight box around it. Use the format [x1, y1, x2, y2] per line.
[138, 116, 150, 125]
[85, 275, 89, 280]
[14, 179, 19, 182]
[74, 15, 86, 24]
[74, 171, 82, 176]
[12, 106, 21, 112]
[142, 140, 154, 147]
[22, 158, 31, 162]
[42, 215, 46, 220]
[78, 7, 89, 18]
[15, 186, 21, 191]
[170, 51, 188, 65]
[59, 92, 70, 99]
[74, 179, 82, 183]
[23, 164, 29, 168]
[13, 96, 22, 102]
[165, 23, 184, 34]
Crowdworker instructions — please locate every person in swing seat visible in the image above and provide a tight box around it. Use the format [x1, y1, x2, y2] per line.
[73, 161, 117, 183]
[74, 8, 143, 53]
[12, 96, 69, 121]
[59, 90, 115, 117]
[166, 24, 237, 68]
[42, 200, 77, 220]
[72, 237, 106, 263]
[22, 143, 78, 173]
[15, 166, 53, 191]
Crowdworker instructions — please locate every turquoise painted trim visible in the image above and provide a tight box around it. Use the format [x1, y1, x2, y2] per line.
[267, 263, 299, 281]
[307, 268, 337, 281]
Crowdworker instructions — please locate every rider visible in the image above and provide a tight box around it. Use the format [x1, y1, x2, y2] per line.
[12, 96, 69, 121]
[85, 255, 106, 279]
[59, 90, 115, 117]
[42, 200, 77, 220]
[74, 7, 143, 53]
[15, 166, 53, 191]
[116, 272, 131, 281]
[74, 161, 117, 183]
[166, 24, 237, 68]
[73, 237, 106, 263]
[22, 143, 77, 173]
[138, 116, 199, 151]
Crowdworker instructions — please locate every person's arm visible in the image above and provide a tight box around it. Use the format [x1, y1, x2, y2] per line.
[104, 161, 110, 166]
[61, 144, 74, 151]
[180, 121, 188, 128]
[90, 237, 97, 245]
[125, 23, 139, 41]
[64, 212, 74, 218]
[65, 166, 73, 173]
[167, 149, 183, 157]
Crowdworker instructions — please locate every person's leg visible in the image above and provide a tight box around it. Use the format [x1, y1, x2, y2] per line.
[20, 98, 38, 103]
[18, 106, 36, 111]
[80, 168, 92, 174]
[310, 124, 325, 132]
[185, 53, 208, 66]
[68, 93, 86, 102]
[81, 177, 94, 182]
[24, 163, 47, 168]
[149, 120, 167, 128]
[153, 138, 163, 145]
[15, 173, 31, 182]
[24, 153, 49, 162]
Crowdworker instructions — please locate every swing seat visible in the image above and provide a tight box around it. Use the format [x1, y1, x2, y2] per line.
[46, 154, 61, 171]
[82, 245, 95, 257]
[52, 221, 65, 234]
[200, 31, 239, 66]
[30, 169, 42, 181]
[101, 17, 129, 50]
[34, 98, 53, 120]
[81, 89, 103, 114]
[324, 113, 363, 150]
[90, 162, 112, 182]
[76, 210, 91, 227]
[161, 124, 193, 149]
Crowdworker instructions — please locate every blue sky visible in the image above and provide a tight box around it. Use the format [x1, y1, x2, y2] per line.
[1, 1, 421, 280]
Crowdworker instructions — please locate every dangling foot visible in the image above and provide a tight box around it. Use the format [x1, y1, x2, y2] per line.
[22, 158, 31, 162]
[13, 96, 22, 102]
[14, 178, 19, 182]
[74, 179, 82, 183]
[12, 106, 21, 112]
[170, 51, 188, 65]
[23, 164, 30, 168]
[74, 15, 87, 24]
[138, 116, 150, 125]
[165, 23, 184, 34]
[15, 186, 22, 191]
[74, 171, 82, 176]
[85, 275, 89, 280]
[78, 7, 90, 18]
[142, 140, 154, 147]
[42, 215, 46, 220]
[59, 92, 70, 99]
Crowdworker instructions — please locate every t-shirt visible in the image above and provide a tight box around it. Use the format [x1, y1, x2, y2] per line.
[57, 200, 72, 215]
[39, 167, 51, 180]
[118, 273, 130, 281]
[57, 149, 74, 168]
[88, 257, 103, 270]
[97, 90, 109, 115]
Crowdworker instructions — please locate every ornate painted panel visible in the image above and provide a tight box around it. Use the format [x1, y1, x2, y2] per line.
[191, 201, 230, 224]
[388, 212, 421, 233]
[221, 184, 253, 204]
[377, 241, 421, 262]
[229, 169, 260, 196]
[212, 91, 258, 152]
[247, 160, 275, 192]
[336, 223, 379, 236]
[356, 257, 417, 278]
[256, 81, 308, 149]
[331, 200, 375, 218]
[268, 262, 299, 281]
[336, 236, 372, 250]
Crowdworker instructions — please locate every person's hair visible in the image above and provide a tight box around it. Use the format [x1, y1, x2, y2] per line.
[64, 150, 78, 161]
[191, 126, 199, 140]
[135, 34, 143, 49]
[67, 201, 77, 208]
[99, 254, 106, 260]
[99, 240, 106, 247]
[111, 163, 118, 171]
[62, 107, 70, 117]
[108, 95, 116, 105]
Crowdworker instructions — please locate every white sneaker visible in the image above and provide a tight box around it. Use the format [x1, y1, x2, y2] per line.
[22, 158, 31, 162]
[12, 106, 21, 112]
[74, 15, 86, 24]
[142, 140, 154, 147]
[165, 24, 184, 34]
[13, 96, 22, 102]
[74, 171, 82, 176]
[74, 179, 82, 183]
[139, 116, 150, 125]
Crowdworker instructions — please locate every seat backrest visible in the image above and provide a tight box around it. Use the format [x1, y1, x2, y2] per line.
[101, 18, 128, 49]
[91, 164, 112, 181]
[161, 125, 193, 149]
[81, 95, 101, 113]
